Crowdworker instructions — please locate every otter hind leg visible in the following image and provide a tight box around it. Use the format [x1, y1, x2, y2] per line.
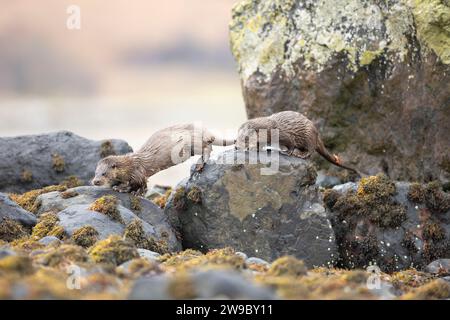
[195, 144, 212, 172]
[291, 148, 312, 159]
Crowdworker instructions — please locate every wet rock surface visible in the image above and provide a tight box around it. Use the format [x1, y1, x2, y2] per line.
[36, 186, 181, 252]
[230, 0, 450, 184]
[165, 150, 338, 268]
[0, 193, 37, 227]
[324, 175, 450, 272]
[0, 131, 132, 193]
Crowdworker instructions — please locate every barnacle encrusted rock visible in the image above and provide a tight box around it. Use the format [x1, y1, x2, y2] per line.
[229, 0, 450, 184]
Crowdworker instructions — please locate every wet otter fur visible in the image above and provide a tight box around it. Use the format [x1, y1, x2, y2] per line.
[92, 124, 234, 194]
[236, 111, 361, 175]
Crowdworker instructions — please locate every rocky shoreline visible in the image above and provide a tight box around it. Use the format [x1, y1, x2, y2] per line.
[1, 132, 449, 299]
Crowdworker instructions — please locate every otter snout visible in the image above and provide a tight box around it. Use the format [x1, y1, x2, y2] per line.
[91, 178, 103, 186]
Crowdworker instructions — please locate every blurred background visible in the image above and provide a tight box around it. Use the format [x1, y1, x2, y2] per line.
[0, 0, 246, 186]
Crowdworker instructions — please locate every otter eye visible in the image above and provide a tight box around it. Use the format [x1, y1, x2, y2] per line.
[111, 164, 117, 169]
[102, 172, 107, 177]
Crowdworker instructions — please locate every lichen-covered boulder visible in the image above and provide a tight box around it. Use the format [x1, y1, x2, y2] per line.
[164, 150, 338, 267]
[0, 131, 133, 193]
[230, 0, 450, 184]
[35, 186, 181, 252]
[324, 175, 450, 272]
[0, 192, 37, 227]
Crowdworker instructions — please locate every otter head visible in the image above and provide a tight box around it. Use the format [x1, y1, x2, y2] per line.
[91, 155, 133, 188]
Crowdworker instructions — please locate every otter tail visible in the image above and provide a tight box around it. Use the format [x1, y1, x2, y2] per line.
[316, 136, 362, 176]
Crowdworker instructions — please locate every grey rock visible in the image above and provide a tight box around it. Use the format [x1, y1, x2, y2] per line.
[425, 259, 450, 275]
[165, 150, 338, 268]
[57, 204, 157, 241]
[230, 0, 450, 184]
[0, 131, 132, 193]
[137, 249, 161, 262]
[36, 186, 181, 251]
[0, 192, 37, 227]
[315, 171, 342, 189]
[332, 182, 357, 194]
[235, 252, 248, 260]
[128, 269, 277, 300]
[246, 257, 269, 267]
[0, 248, 17, 259]
[38, 236, 62, 246]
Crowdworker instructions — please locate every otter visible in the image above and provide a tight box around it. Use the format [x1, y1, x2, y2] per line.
[91, 124, 234, 194]
[235, 111, 361, 175]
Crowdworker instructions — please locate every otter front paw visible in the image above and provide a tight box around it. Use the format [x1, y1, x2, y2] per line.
[113, 184, 131, 193]
[195, 163, 205, 172]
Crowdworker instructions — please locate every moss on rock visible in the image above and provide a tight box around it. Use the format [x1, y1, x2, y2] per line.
[0, 255, 34, 275]
[151, 189, 172, 209]
[34, 244, 90, 267]
[0, 218, 29, 242]
[400, 279, 450, 300]
[51, 153, 65, 173]
[267, 256, 307, 277]
[88, 235, 139, 266]
[123, 219, 169, 254]
[31, 212, 65, 239]
[71, 226, 99, 248]
[9, 185, 67, 213]
[89, 195, 124, 224]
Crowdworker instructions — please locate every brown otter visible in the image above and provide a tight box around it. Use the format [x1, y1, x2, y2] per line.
[91, 124, 234, 194]
[235, 111, 361, 175]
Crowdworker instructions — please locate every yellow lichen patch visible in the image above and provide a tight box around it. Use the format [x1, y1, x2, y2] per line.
[129, 195, 142, 212]
[219, 166, 297, 221]
[116, 258, 161, 279]
[267, 256, 307, 277]
[16, 268, 81, 299]
[390, 269, 434, 293]
[187, 186, 202, 204]
[21, 169, 33, 183]
[0, 218, 29, 242]
[0, 255, 34, 275]
[71, 226, 99, 248]
[31, 212, 64, 239]
[89, 195, 124, 224]
[9, 185, 67, 213]
[61, 176, 83, 188]
[408, 0, 450, 64]
[160, 248, 245, 272]
[172, 187, 187, 211]
[88, 235, 139, 266]
[256, 267, 377, 300]
[152, 188, 172, 209]
[34, 244, 90, 268]
[359, 49, 383, 65]
[10, 236, 44, 251]
[52, 153, 65, 173]
[167, 272, 197, 299]
[100, 140, 116, 158]
[123, 219, 169, 254]
[332, 174, 407, 228]
[399, 279, 450, 300]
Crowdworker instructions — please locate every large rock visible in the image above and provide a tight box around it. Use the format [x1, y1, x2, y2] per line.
[324, 175, 450, 272]
[230, 0, 450, 184]
[165, 150, 338, 267]
[0, 131, 133, 193]
[0, 193, 37, 227]
[36, 186, 181, 251]
[128, 269, 277, 300]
